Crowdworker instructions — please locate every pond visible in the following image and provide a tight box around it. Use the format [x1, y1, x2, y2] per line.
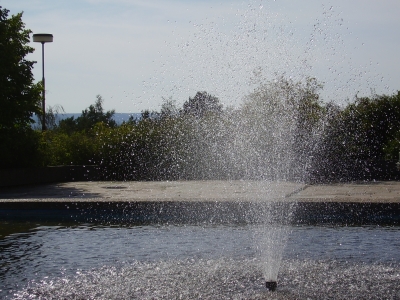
[1, 221, 399, 299]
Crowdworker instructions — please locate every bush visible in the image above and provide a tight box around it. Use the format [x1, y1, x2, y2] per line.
[0, 128, 43, 168]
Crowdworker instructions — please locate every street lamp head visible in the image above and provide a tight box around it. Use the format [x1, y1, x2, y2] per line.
[33, 33, 53, 43]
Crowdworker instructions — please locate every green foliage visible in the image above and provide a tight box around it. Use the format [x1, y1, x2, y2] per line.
[96, 121, 167, 180]
[35, 104, 65, 131]
[57, 95, 116, 134]
[0, 127, 42, 168]
[37, 95, 118, 168]
[182, 91, 223, 118]
[140, 109, 159, 121]
[312, 91, 400, 181]
[39, 130, 98, 166]
[0, 7, 41, 130]
[57, 116, 78, 135]
[2, 50, 394, 183]
[346, 93, 400, 158]
[240, 76, 325, 180]
[160, 97, 179, 119]
[76, 95, 116, 130]
[0, 7, 43, 168]
[41, 84, 400, 182]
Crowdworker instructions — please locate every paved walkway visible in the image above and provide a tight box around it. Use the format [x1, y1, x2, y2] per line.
[1, 180, 400, 203]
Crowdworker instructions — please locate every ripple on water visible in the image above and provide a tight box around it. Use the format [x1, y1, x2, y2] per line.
[11, 258, 400, 300]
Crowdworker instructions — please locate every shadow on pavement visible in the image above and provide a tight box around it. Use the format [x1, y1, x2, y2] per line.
[0, 183, 101, 199]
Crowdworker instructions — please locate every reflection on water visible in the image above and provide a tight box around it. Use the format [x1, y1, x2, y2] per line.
[1, 223, 399, 299]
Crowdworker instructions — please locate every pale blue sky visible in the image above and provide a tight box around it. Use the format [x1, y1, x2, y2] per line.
[3, 0, 400, 112]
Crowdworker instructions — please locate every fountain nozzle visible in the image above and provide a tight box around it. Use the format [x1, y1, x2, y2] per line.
[265, 281, 277, 291]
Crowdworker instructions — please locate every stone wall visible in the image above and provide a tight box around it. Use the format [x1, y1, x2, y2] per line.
[0, 165, 99, 187]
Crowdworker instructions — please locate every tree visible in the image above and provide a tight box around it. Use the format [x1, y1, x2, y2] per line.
[160, 96, 179, 119]
[311, 91, 400, 182]
[240, 77, 325, 181]
[58, 95, 116, 133]
[0, 7, 43, 168]
[76, 95, 116, 130]
[182, 91, 223, 118]
[140, 109, 159, 121]
[35, 104, 65, 131]
[0, 7, 41, 130]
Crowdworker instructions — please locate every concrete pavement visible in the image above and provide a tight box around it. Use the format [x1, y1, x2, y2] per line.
[1, 180, 400, 203]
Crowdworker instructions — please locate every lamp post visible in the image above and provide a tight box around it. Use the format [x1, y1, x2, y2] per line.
[33, 33, 53, 131]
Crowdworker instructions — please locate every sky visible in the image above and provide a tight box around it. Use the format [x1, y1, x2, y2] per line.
[3, 0, 400, 113]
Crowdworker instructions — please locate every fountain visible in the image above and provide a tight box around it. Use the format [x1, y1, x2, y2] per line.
[1, 1, 399, 299]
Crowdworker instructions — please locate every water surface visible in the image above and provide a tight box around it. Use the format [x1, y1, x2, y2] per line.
[1, 222, 399, 299]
